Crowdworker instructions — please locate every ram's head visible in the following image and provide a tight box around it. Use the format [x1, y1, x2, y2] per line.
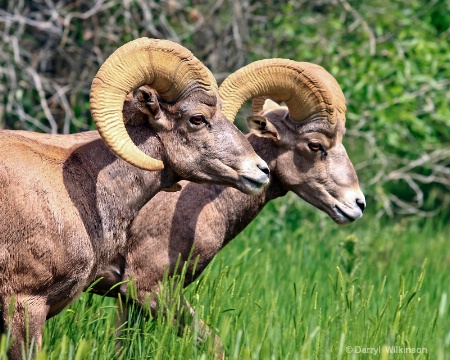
[220, 59, 365, 224]
[90, 38, 270, 195]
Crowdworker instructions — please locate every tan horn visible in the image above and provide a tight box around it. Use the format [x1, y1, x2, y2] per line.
[219, 59, 346, 124]
[251, 96, 269, 115]
[90, 37, 217, 171]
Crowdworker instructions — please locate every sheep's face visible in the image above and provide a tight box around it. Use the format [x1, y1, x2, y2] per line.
[247, 101, 365, 224]
[123, 86, 270, 195]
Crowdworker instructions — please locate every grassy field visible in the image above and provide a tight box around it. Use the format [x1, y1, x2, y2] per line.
[1, 196, 449, 360]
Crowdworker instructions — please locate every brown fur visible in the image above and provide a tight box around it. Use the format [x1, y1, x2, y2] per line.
[93, 102, 366, 356]
[0, 87, 269, 359]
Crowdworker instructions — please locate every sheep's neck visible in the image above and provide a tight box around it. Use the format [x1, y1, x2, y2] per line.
[180, 136, 286, 282]
[213, 136, 287, 246]
[66, 125, 177, 271]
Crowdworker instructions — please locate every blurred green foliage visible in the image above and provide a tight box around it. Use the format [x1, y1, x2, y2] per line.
[0, 0, 449, 217]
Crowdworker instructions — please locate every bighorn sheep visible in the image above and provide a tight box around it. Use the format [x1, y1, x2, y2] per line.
[0, 38, 271, 359]
[92, 59, 366, 354]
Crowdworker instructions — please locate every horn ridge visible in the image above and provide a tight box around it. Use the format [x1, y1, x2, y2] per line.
[219, 58, 346, 124]
[90, 38, 215, 171]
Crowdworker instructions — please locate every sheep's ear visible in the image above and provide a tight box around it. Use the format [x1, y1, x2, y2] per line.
[247, 115, 280, 141]
[263, 99, 281, 113]
[133, 86, 161, 119]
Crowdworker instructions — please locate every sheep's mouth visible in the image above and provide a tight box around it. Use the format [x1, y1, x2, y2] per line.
[240, 175, 267, 194]
[334, 205, 357, 223]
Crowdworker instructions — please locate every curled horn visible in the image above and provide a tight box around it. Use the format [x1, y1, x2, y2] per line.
[90, 38, 217, 171]
[251, 96, 269, 115]
[219, 59, 346, 124]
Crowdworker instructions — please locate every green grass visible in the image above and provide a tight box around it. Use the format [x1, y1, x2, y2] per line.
[1, 195, 449, 359]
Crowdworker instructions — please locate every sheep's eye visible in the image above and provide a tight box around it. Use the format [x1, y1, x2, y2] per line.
[308, 142, 322, 152]
[189, 115, 206, 126]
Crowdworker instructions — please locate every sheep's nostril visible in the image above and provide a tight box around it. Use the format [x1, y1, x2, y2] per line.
[356, 198, 366, 212]
[257, 163, 270, 176]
